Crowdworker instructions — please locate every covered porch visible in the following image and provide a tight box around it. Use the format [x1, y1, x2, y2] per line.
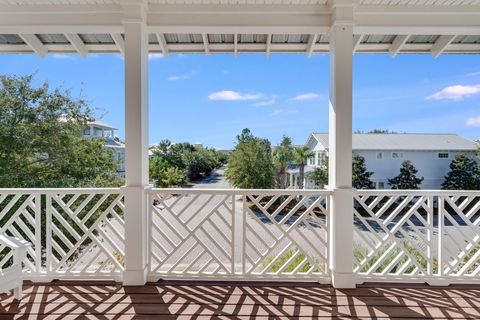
[1, 1, 480, 317]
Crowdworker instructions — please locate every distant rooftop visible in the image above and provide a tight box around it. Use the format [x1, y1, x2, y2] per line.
[311, 133, 478, 151]
[88, 119, 118, 131]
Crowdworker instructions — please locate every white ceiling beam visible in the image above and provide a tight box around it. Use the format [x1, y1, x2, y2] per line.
[19, 34, 47, 57]
[234, 34, 238, 58]
[352, 34, 363, 53]
[1, 42, 480, 55]
[111, 33, 125, 55]
[155, 33, 168, 58]
[201, 33, 210, 56]
[306, 34, 318, 58]
[64, 33, 88, 57]
[389, 34, 409, 58]
[431, 35, 456, 58]
[266, 34, 272, 59]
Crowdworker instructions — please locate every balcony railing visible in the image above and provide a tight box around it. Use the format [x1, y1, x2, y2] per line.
[1, 188, 479, 284]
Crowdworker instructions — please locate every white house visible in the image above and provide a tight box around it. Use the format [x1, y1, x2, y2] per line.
[84, 120, 125, 175]
[288, 133, 478, 189]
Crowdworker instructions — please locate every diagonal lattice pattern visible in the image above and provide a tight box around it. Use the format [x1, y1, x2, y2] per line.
[0, 192, 41, 274]
[0, 189, 124, 280]
[243, 192, 329, 279]
[148, 189, 330, 280]
[440, 193, 480, 278]
[353, 192, 434, 278]
[47, 191, 125, 278]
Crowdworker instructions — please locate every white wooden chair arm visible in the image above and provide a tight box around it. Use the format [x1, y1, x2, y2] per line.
[0, 234, 30, 250]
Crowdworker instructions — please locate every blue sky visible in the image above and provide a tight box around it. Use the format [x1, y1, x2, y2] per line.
[0, 52, 479, 149]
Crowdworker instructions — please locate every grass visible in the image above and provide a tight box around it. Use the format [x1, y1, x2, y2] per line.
[262, 249, 322, 273]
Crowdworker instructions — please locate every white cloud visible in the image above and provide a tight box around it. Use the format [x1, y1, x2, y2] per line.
[427, 84, 480, 101]
[467, 71, 480, 77]
[148, 53, 164, 60]
[291, 93, 320, 101]
[466, 116, 480, 127]
[252, 99, 275, 107]
[167, 71, 198, 81]
[270, 109, 298, 116]
[51, 54, 76, 60]
[208, 90, 264, 101]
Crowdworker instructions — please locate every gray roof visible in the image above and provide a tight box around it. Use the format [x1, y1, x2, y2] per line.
[88, 119, 118, 131]
[311, 133, 478, 151]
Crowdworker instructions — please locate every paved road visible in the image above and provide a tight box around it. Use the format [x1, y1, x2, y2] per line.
[190, 166, 232, 189]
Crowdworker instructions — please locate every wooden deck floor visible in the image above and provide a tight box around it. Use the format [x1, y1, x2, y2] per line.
[1, 281, 480, 319]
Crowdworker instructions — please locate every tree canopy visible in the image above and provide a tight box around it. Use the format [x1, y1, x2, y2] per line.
[352, 154, 375, 189]
[441, 155, 480, 190]
[149, 139, 226, 187]
[225, 128, 275, 189]
[388, 160, 424, 189]
[273, 135, 295, 189]
[0, 74, 122, 188]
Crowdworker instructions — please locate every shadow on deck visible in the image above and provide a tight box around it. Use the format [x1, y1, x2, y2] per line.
[1, 280, 480, 319]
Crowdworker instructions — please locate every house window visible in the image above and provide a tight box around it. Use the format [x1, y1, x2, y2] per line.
[391, 152, 404, 159]
[309, 157, 315, 165]
[83, 128, 91, 135]
[376, 152, 383, 160]
[438, 152, 449, 159]
[377, 182, 385, 189]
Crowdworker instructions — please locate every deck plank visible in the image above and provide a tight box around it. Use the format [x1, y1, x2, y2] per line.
[1, 281, 480, 319]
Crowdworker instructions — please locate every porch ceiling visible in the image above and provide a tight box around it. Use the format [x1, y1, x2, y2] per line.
[0, 1, 479, 56]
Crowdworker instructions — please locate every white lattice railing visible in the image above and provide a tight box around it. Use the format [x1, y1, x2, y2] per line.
[0, 188, 124, 281]
[147, 188, 331, 281]
[354, 190, 480, 284]
[2, 187, 479, 284]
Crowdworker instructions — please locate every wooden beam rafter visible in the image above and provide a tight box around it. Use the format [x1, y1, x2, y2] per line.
[306, 34, 318, 58]
[266, 34, 272, 59]
[155, 33, 168, 58]
[431, 35, 456, 58]
[111, 33, 125, 55]
[19, 34, 47, 57]
[201, 33, 210, 56]
[389, 34, 409, 58]
[65, 33, 88, 57]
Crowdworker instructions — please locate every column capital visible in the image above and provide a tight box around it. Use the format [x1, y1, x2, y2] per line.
[121, 0, 147, 24]
[329, 0, 357, 29]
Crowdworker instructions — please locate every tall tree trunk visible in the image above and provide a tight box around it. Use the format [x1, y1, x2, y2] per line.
[299, 164, 305, 189]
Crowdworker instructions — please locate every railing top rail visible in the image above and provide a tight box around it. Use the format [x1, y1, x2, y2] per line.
[356, 189, 480, 196]
[148, 188, 333, 196]
[0, 188, 122, 194]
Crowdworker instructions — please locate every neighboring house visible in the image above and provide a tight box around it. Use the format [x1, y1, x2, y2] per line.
[84, 120, 125, 175]
[288, 133, 478, 189]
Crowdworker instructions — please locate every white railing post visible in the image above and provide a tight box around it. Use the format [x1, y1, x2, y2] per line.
[122, 1, 150, 286]
[327, 2, 356, 288]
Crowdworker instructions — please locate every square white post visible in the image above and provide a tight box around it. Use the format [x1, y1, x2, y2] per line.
[122, 3, 149, 286]
[328, 5, 356, 288]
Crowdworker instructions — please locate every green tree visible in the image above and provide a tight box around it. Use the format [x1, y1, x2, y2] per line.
[0, 74, 122, 188]
[225, 128, 275, 189]
[149, 140, 225, 186]
[293, 146, 315, 189]
[388, 160, 424, 189]
[441, 155, 480, 190]
[273, 135, 295, 189]
[352, 154, 375, 189]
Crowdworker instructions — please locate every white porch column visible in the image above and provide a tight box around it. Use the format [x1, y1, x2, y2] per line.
[122, 2, 149, 286]
[328, 3, 356, 288]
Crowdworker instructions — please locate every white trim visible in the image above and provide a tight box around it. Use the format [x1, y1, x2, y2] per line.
[18, 34, 47, 57]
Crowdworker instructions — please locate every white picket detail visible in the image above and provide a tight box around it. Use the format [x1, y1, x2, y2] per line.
[354, 190, 480, 284]
[0, 188, 124, 281]
[148, 189, 331, 281]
